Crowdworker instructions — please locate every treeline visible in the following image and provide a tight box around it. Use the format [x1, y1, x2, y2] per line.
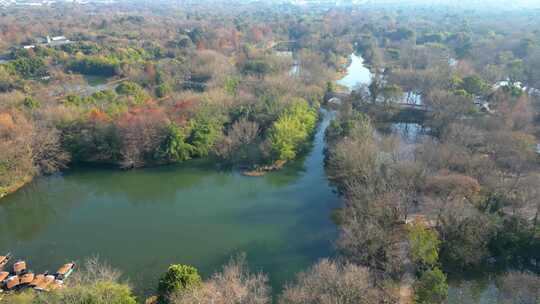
[1, 256, 389, 304]
[0, 42, 162, 81]
[323, 7, 540, 303]
[0, 2, 347, 196]
[5, 255, 539, 304]
[59, 94, 318, 169]
[1, 82, 321, 195]
[2, 2, 540, 303]
[325, 96, 539, 302]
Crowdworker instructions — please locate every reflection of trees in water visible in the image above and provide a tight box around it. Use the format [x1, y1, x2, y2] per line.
[64, 163, 213, 206]
[449, 278, 498, 304]
[375, 122, 427, 144]
[195, 235, 330, 295]
[264, 159, 305, 187]
[0, 175, 84, 247]
[0, 110, 338, 297]
[265, 110, 333, 187]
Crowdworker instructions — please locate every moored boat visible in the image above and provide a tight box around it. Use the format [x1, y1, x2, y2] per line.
[4, 276, 20, 291]
[49, 279, 64, 291]
[0, 271, 9, 283]
[19, 273, 35, 285]
[13, 261, 27, 275]
[0, 254, 10, 269]
[55, 263, 75, 280]
[0, 256, 76, 293]
[34, 275, 56, 292]
[29, 274, 46, 287]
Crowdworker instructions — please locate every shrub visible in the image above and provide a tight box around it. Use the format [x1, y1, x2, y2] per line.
[60, 120, 121, 163]
[9, 57, 47, 78]
[23, 96, 40, 109]
[156, 123, 194, 162]
[461, 75, 488, 96]
[158, 264, 202, 303]
[240, 60, 272, 77]
[116, 81, 143, 95]
[116, 81, 150, 104]
[155, 83, 172, 98]
[45, 280, 137, 304]
[68, 56, 118, 76]
[409, 222, 441, 269]
[413, 267, 448, 304]
[61, 42, 101, 55]
[188, 118, 221, 158]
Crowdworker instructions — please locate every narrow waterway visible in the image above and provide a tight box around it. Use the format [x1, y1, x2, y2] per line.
[0, 110, 340, 296]
[1, 52, 506, 302]
[336, 53, 372, 90]
[337, 52, 502, 303]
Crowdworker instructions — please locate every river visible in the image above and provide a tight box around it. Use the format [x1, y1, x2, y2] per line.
[1, 52, 502, 302]
[0, 111, 340, 296]
[337, 53, 372, 90]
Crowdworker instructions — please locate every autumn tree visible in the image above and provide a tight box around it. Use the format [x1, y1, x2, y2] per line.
[115, 104, 169, 168]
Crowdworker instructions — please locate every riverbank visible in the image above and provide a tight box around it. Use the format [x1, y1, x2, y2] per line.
[242, 160, 287, 177]
[0, 174, 34, 200]
[0, 158, 287, 200]
[0, 109, 340, 298]
[0, 107, 322, 202]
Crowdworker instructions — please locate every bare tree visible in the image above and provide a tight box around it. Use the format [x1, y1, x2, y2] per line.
[215, 119, 260, 165]
[32, 122, 70, 174]
[172, 255, 270, 304]
[498, 271, 540, 304]
[280, 259, 395, 304]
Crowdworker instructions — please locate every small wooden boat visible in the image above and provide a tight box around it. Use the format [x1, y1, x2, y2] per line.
[29, 274, 46, 287]
[19, 273, 35, 285]
[55, 263, 75, 280]
[5, 276, 20, 290]
[34, 275, 55, 292]
[0, 271, 9, 282]
[49, 280, 64, 291]
[13, 261, 27, 275]
[0, 254, 10, 269]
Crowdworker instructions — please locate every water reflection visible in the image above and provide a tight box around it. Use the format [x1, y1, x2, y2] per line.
[448, 277, 499, 304]
[375, 122, 428, 144]
[337, 53, 372, 90]
[289, 62, 300, 77]
[404, 91, 423, 105]
[53, 75, 113, 98]
[0, 110, 339, 297]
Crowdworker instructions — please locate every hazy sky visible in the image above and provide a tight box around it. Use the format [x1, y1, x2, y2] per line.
[358, 0, 540, 7]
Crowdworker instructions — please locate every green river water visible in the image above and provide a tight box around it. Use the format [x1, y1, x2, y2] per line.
[0, 110, 339, 296]
[0, 53, 502, 302]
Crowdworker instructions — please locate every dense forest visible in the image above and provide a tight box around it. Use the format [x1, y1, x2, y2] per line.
[1, 0, 539, 303]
